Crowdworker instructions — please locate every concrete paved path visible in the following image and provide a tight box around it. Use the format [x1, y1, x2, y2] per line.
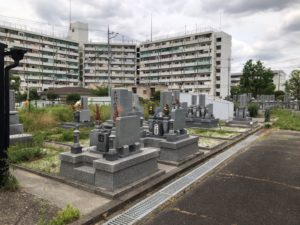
[12, 169, 110, 215]
[141, 130, 300, 225]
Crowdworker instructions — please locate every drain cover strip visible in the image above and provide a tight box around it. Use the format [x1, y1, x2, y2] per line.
[103, 135, 258, 225]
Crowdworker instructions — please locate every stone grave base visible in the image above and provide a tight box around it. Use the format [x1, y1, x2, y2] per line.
[141, 136, 200, 166]
[60, 148, 162, 192]
[226, 118, 258, 127]
[10, 133, 33, 145]
[185, 118, 219, 128]
[60, 122, 94, 129]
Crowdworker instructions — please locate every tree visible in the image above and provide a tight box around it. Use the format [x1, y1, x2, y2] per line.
[90, 86, 108, 96]
[152, 91, 160, 101]
[9, 75, 21, 91]
[285, 69, 300, 100]
[47, 92, 59, 101]
[29, 89, 40, 100]
[230, 85, 241, 97]
[66, 93, 81, 105]
[274, 90, 285, 101]
[240, 60, 275, 97]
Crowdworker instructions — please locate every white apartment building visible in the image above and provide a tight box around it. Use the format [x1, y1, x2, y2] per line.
[139, 30, 232, 98]
[231, 70, 287, 91]
[83, 42, 136, 87]
[0, 25, 80, 92]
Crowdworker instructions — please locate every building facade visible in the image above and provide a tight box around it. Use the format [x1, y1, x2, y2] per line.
[230, 70, 287, 91]
[83, 42, 137, 88]
[0, 25, 80, 92]
[138, 31, 232, 98]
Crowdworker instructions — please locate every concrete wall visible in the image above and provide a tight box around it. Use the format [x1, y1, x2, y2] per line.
[180, 93, 234, 120]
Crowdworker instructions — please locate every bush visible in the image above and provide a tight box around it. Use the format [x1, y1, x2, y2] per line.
[8, 146, 46, 164]
[66, 93, 80, 105]
[0, 173, 19, 192]
[46, 106, 73, 122]
[271, 108, 300, 131]
[19, 107, 58, 132]
[152, 91, 160, 101]
[248, 102, 259, 117]
[48, 204, 80, 225]
[47, 92, 59, 101]
[60, 130, 73, 142]
[90, 86, 108, 96]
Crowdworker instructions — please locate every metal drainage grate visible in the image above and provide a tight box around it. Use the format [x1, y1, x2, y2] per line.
[102, 134, 259, 225]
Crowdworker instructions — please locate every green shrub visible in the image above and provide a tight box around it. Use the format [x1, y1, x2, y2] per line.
[46, 106, 73, 122]
[271, 108, 300, 131]
[90, 86, 108, 96]
[60, 130, 73, 142]
[0, 173, 19, 192]
[8, 146, 46, 163]
[48, 204, 80, 225]
[248, 102, 259, 117]
[47, 92, 59, 101]
[66, 93, 80, 105]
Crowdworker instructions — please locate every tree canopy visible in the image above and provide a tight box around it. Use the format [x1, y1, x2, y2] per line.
[285, 69, 300, 100]
[240, 60, 275, 97]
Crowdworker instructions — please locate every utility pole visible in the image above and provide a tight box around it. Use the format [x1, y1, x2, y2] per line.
[107, 25, 111, 96]
[107, 25, 118, 96]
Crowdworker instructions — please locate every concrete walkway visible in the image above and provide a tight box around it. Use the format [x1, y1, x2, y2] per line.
[141, 130, 300, 225]
[12, 169, 110, 215]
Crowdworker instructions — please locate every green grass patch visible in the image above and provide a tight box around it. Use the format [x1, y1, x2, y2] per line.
[188, 128, 239, 139]
[271, 108, 300, 131]
[21, 154, 61, 174]
[8, 145, 47, 164]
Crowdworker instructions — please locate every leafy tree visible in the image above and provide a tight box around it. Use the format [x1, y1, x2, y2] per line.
[29, 89, 40, 100]
[66, 93, 81, 105]
[9, 75, 21, 91]
[230, 85, 241, 97]
[285, 70, 300, 100]
[152, 91, 160, 101]
[47, 92, 59, 101]
[240, 60, 275, 97]
[90, 86, 108, 96]
[274, 90, 285, 101]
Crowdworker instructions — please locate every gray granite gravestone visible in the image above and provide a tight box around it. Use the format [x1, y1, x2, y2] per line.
[9, 90, 32, 144]
[198, 94, 206, 108]
[60, 90, 162, 192]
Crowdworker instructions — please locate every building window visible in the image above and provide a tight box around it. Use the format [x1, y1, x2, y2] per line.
[216, 45, 221, 50]
[216, 37, 222, 42]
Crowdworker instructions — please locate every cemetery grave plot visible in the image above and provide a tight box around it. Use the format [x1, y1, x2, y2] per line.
[198, 137, 226, 149]
[208, 126, 251, 133]
[187, 128, 241, 139]
[9, 143, 65, 175]
[34, 127, 92, 145]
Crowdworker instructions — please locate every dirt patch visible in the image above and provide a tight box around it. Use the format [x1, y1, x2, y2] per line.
[0, 189, 60, 225]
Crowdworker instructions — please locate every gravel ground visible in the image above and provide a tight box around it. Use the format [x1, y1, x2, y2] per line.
[0, 189, 60, 225]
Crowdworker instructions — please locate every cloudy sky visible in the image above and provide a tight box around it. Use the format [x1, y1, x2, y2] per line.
[1, 0, 300, 75]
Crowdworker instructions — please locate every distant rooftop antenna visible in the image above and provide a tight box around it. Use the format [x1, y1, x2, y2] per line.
[150, 13, 152, 41]
[69, 0, 72, 30]
[219, 10, 222, 30]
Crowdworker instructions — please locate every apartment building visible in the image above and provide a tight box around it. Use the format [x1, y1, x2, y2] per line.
[0, 25, 80, 92]
[138, 30, 232, 98]
[83, 42, 136, 87]
[230, 70, 287, 91]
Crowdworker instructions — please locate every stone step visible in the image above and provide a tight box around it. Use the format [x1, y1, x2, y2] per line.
[74, 166, 95, 185]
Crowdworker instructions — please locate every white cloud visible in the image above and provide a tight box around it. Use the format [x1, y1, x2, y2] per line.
[0, 0, 299, 75]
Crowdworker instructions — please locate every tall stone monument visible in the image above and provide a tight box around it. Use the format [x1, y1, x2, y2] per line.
[9, 90, 32, 144]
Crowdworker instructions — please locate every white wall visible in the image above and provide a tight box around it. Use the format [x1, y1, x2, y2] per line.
[180, 93, 234, 120]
